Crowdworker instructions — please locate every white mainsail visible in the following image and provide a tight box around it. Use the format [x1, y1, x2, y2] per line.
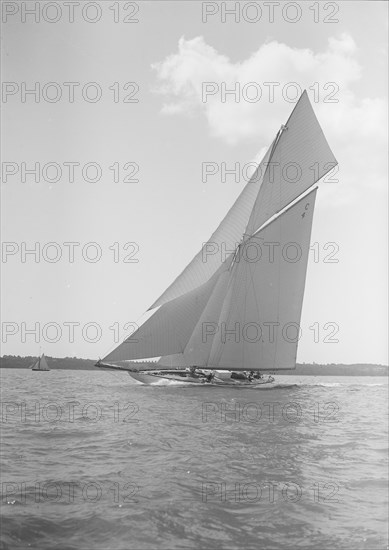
[101, 91, 337, 371]
[207, 189, 317, 370]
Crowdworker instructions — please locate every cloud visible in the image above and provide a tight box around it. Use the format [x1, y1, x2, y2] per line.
[152, 33, 366, 142]
[152, 34, 387, 204]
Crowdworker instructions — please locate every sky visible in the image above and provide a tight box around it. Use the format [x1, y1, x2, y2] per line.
[1, 0, 388, 364]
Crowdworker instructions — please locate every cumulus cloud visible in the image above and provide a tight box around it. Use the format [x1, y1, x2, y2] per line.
[152, 33, 366, 141]
[152, 34, 387, 203]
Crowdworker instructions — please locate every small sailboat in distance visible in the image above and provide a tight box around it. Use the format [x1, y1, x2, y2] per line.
[97, 90, 337, 386]
[31, 354, 50, 371]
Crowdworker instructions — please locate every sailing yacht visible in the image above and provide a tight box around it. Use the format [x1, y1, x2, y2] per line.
[31, 354, 50, 371]
[97, 90, 337, 386]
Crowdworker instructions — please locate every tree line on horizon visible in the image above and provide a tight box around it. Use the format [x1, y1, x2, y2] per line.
[0, 355, 387, 375]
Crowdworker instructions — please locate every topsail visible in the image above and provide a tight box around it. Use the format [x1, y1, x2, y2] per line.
[102, 91, 337, 371]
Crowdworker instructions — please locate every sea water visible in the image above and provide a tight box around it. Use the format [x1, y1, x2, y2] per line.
[1, 369, 388, 549]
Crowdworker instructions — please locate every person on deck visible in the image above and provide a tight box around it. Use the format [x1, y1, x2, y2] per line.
[189, 366, 199, 378]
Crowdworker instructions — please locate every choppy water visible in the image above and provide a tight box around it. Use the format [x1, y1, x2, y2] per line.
[1, 370, 388, 550]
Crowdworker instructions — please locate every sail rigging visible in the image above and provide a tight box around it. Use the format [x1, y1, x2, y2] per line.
[101, 90, 337, 372]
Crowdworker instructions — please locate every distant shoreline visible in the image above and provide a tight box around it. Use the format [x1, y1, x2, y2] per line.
[0, 356, 387, 376]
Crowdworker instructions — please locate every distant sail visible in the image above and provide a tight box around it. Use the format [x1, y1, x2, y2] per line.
[31, 354, 50, 371]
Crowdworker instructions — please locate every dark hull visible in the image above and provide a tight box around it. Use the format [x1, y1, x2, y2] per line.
[31, 368, 50, 371]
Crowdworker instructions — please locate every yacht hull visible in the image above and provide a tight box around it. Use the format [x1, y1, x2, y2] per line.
[127, 369, 275, 387]
[31, 368, 50, 371]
